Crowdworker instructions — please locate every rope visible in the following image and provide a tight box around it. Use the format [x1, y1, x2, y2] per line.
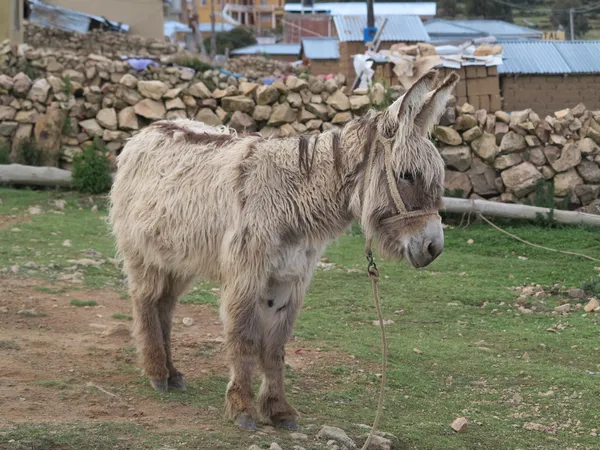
[361, 258, 387, 450]
[477, 213, 600, 263]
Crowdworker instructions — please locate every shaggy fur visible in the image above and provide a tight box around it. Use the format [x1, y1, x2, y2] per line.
[109, 70, 459, 429]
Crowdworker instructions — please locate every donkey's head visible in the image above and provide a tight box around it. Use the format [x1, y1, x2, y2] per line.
[357, 70, 459, 268]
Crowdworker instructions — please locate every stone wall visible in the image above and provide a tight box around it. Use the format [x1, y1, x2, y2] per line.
[502, 75, 600, 118]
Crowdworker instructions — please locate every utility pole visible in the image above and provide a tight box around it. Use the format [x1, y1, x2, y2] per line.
[367, 0, 374, 30]
[210, 0, 217, 60]
[569, 7, 575, 41]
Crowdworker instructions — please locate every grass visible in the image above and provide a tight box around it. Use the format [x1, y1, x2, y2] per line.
[2, 187, 600, 448]
[112, 313, 132, 321]
[70, 299, 97, 307]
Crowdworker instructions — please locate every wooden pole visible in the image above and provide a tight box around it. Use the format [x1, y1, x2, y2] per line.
[210, 0, 217, 60]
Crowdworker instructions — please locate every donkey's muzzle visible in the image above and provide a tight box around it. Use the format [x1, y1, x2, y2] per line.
[423, 236, 444, 265]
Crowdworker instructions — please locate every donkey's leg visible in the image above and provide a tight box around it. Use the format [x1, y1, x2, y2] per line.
[258, 280, 304, 430]
[222, 283, 262, 430]
[128, 264, 171, 392]
[157, 275, 193, 391]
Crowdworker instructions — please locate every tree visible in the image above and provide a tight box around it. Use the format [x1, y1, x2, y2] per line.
[465, 0, 513, 22]
[551, 0, 590, 38]
[439, 0, 458, 18]
[203, 27, 256, 56]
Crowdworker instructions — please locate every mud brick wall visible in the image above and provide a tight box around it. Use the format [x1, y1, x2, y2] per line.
[502, 75, 600, 117]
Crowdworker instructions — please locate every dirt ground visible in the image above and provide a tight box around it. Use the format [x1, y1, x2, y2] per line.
[0, 278, 356, 434]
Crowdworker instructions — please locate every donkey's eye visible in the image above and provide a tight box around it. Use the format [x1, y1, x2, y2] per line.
[400, 172, 415, 184]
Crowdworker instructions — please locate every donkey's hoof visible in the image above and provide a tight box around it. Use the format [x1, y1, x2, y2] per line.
[168, 373, 186, 391]
[235, 413, 257, 431]
[274, 418, 299, 431]
[150, 378, 168, 392]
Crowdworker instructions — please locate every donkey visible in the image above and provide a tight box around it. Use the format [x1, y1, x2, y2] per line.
[109, 69, 458, 431]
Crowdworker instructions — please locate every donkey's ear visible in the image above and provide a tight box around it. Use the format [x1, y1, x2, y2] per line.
[415, 72, 460, 135]
[382, 70, 438, 136]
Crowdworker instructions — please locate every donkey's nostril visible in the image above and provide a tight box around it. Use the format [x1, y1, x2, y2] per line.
[426, 240, 443, 261]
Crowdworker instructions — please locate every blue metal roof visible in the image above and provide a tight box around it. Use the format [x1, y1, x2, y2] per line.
[499, 41, 600, 74]
[424, 19, 487, 37]
[301, 38, 340, 60]
[285, 2, 436, 17]
[424, 19, 541, 43]
[452, 20, 542, 38]
[333, 15, 430, 43]
[231, 44, 301, 56]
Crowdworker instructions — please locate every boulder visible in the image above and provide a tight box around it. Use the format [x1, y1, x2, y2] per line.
[252, 105, 272, 122]
[455, 114, 478, 131]
[96, 108, 118, 131]
[309, 77, 325, 94]
[228, 111, 257, 133]
[440, 146, 472, 172]
[468, 158, 498, 195]
[165, 98, 186, 111]
[118, 107, 139, 131]
[195, 108, 222, 126]
[12, 73, 32, 97]
[34, 104, 66, 166]
[501, 162, 543, 197]
[79, 119, 103, 138]
[540, 165, 555, 180]
[495, 110, 510, 124]
[138, 80, 168, 100]
[575, 184, 600, 205]
[471, 132, 498, 163]
[495, 122, 509, 142]
[256, 85, 280, 105]
[326, 90, 350, 111]
[287, 92, 303, 108]
[27, 79, 51, 104]
[494, 153, 523, 170]
[268, 103, 296, 126]
[526, 147, 546, 166]
[458, 103, 475, 115]
[222, 95, 255, 114]
[119, 73, 138, 89]
[324, 78, 338, 93]
[134, 99, 166, 120]
[299, 108, 317, 122]
[500, 131, 526, 152]
[188, 81, 211, 99]
[10, 124, 33, 160]
[444, 171, 472, 197]
[463, 126, 483, 142]
[550, 143, 581, 172]
[120, 87, 143, 106]
[554, 169, 583, 197]
[433, 126, 462, 146]
[576, 160, 600, 183]
[371, 83, 386, 106]
[578, 137, 599, 155]
[306, 103, 328, 120]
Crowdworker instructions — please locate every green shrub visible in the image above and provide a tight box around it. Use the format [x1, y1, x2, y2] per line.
[62, 74, 72, 97]
[203, 27, 257, 55]
[0, 141, 10, 164]
[71, 138, 113, 194]
[581, 277, 600, 297]
[17, 139, 41, 166]
[171, 55, 213, 73]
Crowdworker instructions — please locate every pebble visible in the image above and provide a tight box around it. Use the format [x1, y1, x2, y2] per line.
[28, 206, 42, 215]
[568, 288, 586, 299]
[54, 200, 66, 210]
[182, 317, 194, 326]
[290, 432, 308, 441]
[584, 298, 599, 312]
[62, 240, 72, 247]
[451, 417, 468, 432]
[269, 444, 283, 450]
[554, 303, 571, 314]
[317, 426, 356, 449]
[467, 239, 474, 245]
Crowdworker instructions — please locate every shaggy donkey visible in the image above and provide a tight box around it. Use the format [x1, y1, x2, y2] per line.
[109, 70, 458, 431]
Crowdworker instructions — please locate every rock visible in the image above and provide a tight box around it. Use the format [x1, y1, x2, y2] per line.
[268, 103, 296, 126]
[182, 317, 194, 326]
[554, 169, 583, 196]
[471, 132, 499, 163]
[134, 99, 166, 120]
[568, 288, 586, 299]
[228, 111, 257, 133]
[0, 74, 14, 92]
[555, 303, 570, 314]
[433, 126, 462, 146]
[63, 239, 72, 247]
[222, 95, 255, 114]
[286, 92, 302, 109]
[540, 165, 555, 180]
[578, 137, 599, 156]
[526, 147, 546, 166]
[463, 126, 483, 142]
[468, 158, 498, 195]
[451, 417, 468, 433]
[576, 160, 600, 183]
[137, 80, 169, 100]
[269, 444, 283, 450]
[291, 432, 309, 441]
[27, 78, 51, 104]
[15, 109, 40, 124]
[459, 103, 475, 115]
[584, 298, 599, 312]
[164, 88, 182, 100]
[317, 426, 356, 449]
[306, 103, 328, 120]
[332, 111, 353, 124]
[525, 135, 541, 147]
[249, 105, 271, 122]
[120, 87, 143, 106]
[349, 95, 371, 111]
[96, 108, 118, 131]
[324, 78, 338, 93]
[326, 90, 350, 111]
[34, 105, 66, 166]
[0, 106, 16, 121]
[239, 82, 259, 96]
[455, 114, 478, 131]
[119, 74, 138, 89]
[102, 323, 131, 337]
[551, 143, 581, 172]
[550, 134, 567, 146]
[494, 153, 523, 170]
[195, 108, 222, 127]
[440, 146, 472, 172]
[118, 107, 139, 131]
[13, 73, 32, 97]
[256, 85, 280, 105]
[188, 81, 211, 99]
[248, 446, 261, 450]
[575, 184, 600, 205]
[164, 98, 184, 111]
[11, 124, 33, 158]
[79, 118, 103, 138]
[495, 110, 510, 124]
[371, 83, 386, 106]
[444, 171, 472, 197]
[501, 162, 543, 197]
[360, 434, 392, 450]
[0, 122, 17, 137]
[500, 131, 527, 152]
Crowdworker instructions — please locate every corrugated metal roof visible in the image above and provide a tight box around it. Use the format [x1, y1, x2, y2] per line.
[285, 2, 436, 16]
[231, 44, 301, 56]
[197, 22, 235, 33]
[452, 20, 542, 38]
[498, 41, 600, 74]
[29, 0, 129, 33]
[424, 19, 486, 37]
[301, 37, 340, 59]
[333, 15, 430, 42]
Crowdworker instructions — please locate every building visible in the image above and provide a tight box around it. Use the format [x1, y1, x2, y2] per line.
[300, 37, 340, 75]
[1, 0, 25, 43]
[35, 0, 164, 39]
[499, 40, 600, 115]
[230, 43, 300, 62]
[424, 19, 542, 44]
[195, 0, 284, 34]
[283, 1, 436, 44]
